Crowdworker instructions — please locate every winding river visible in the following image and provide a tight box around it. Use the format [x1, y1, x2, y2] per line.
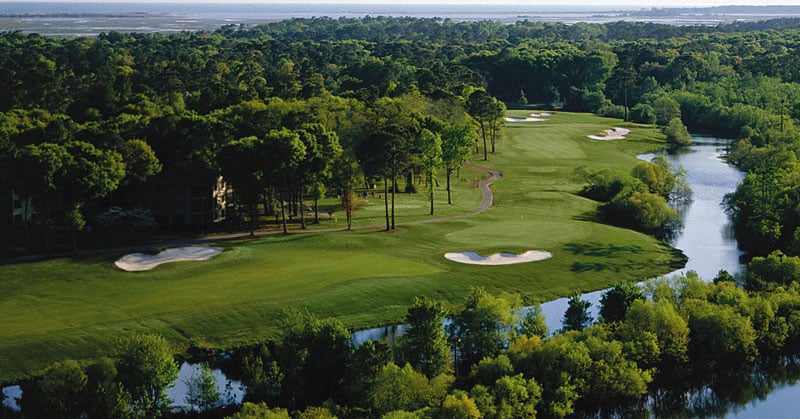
[537, 136, 745, 333]
[4, 137, 798, 416]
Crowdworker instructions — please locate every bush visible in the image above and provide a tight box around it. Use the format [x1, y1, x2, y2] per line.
[565, 88, 608, 113]
[630, 103, 656, 124]
[631, 159, 675, 198]
[606, 189, 679, 234]
[598, 103, 626, 119]
[745, 251, 800, 291]
[653, 95, 681, 126]
[579, 169, 644, 202]
[663, 118, 692, 147]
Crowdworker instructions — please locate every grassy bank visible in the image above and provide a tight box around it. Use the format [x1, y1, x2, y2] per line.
[0, 112, 685, 383]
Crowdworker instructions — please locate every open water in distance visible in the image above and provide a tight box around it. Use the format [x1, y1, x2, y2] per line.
[3, 3, 800, 36]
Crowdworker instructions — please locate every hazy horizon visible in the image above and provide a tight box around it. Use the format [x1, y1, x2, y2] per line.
[1, 0, 800, 8]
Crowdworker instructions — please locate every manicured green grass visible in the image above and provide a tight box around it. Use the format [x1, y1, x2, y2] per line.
[0, 112, 684, 383]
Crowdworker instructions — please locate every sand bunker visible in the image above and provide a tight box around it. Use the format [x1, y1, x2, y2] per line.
[588, 127, 631, 140]
[444, 250, 553, 265]
[114, 246, 222, 272]
[505, 112, 552, 123]
[505, 117, 546, 122]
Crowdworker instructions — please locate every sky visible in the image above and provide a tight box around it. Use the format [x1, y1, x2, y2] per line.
[0, 0, 798, 12]
[2, 0, 800, 6]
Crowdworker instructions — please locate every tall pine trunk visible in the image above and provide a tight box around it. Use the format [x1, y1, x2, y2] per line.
[480, 122, 488, 161]
[429, 170, 434, 215]
[489, 123, 496, 154]
[384, 177, 390, 231]
[280, 194, 288, 235]
[71, 231, 78, 255]
[345, 190, 353, 230]
[249, 202, 257, 236]
[391, 168, 397, 230]
[446, 167, 453, 205]
[299, 188, 306, 229]
[313, 195, 319, 224]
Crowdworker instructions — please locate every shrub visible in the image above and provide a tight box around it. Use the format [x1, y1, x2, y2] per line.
[663, 118, 692, 147]
[630, 103, 656, 124]
[598, 103, 626, 119]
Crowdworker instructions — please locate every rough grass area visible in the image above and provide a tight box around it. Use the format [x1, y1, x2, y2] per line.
[0, 112, 685, 383]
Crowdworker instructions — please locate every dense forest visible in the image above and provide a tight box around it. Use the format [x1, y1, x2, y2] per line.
[5, 16, 800, 418]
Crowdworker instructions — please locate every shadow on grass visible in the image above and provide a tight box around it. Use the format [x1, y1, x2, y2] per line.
[563, 242, 644, 257]
[571, 261, 609, 272]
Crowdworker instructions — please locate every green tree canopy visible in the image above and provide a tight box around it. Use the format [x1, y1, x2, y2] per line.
[663, 117, 692, 147]
[116, 334, 178, 418]
[600, 282, 645, 323]
[563, 295, 592, 332]
[440, 123, 476, 205]
[396, 297, 451, 378]
[449, 287, 520, 373]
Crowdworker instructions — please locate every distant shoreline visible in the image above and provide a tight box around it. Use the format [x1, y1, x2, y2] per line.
[2, 3, 800, 37]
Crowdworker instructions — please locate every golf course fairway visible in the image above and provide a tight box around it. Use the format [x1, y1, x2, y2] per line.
[0, 111, 686, 383]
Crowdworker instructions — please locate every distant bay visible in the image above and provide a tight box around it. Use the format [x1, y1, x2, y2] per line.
[2, 3, 800, 36]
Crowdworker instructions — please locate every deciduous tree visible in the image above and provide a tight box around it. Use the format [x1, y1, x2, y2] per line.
[663, 117, 692, 147]
[563, 295, 592, 332]
[185, 363, 222, 412]
[396, 297, 451, 378]
[13, 141, 125, 253]
[600, 282, 645, 323]
[440, 123, 475, 205]
[449, 287, 520, 373]
[116, 334, 178, 418]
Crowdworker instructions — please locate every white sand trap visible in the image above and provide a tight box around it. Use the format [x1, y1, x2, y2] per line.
[115, 246, 222, 272]
[530, 112, 554, 117]
[588, 127, 631, 140]
[505, 116, 547, 122]
[444, 250, 553, 265]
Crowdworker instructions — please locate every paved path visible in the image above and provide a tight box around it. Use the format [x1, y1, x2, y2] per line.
[471, 162, 502, 214]
[0, 162, 502, 265]
[403, 162, 501, 225]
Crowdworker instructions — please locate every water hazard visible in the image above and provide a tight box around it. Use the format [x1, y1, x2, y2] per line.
[3, 138, 793, 417]
[537, 137, 745, 332]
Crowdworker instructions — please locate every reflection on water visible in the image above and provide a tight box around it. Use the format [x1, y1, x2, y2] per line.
[574, 356, 800, 418]
[167, 361, 245, 411]
[639, 137, 745, 280]
[1, 362, 245, 414]
[2, 385, 21, 412]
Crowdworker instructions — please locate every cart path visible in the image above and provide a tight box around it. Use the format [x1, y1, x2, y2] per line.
[0, 162, 501, 265]
[405, 161, 501, 225]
